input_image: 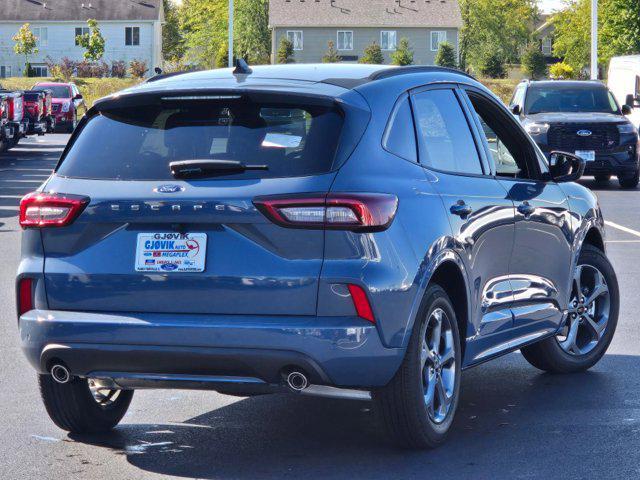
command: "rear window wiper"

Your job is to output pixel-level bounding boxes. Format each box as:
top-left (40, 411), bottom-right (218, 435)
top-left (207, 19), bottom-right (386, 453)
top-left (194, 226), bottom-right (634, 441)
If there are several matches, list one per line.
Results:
top-left (169, 160), bottom-right (269, 179)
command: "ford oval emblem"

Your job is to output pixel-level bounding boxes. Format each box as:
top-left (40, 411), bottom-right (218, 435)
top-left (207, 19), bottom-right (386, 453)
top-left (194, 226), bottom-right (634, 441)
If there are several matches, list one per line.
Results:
top-left (155, 184), bottom-right (184, 194)
top-left (160, 263), bottom-right (178, 271)
top-left (577, 130), bottom-right (592, 137)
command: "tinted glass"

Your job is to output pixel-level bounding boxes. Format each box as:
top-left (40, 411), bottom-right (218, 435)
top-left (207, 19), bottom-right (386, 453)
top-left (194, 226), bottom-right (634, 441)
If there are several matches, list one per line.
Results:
top-left (383, 96), bottom-right (417, 162)
top-left (38, 86), bottom-right (71, 98)
top-left (57, 100), bottom-right (343, 180)
top-left (525, 84), bottom-right (620, 114)
top-left (412, 89), bottom-right (482, 175)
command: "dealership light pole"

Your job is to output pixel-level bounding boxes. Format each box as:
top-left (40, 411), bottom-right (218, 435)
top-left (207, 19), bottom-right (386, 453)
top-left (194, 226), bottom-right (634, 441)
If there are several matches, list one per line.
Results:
top-left (228, 0), bottom-right (234, 68)
top-left (591, 0), bottom-right (598, 79)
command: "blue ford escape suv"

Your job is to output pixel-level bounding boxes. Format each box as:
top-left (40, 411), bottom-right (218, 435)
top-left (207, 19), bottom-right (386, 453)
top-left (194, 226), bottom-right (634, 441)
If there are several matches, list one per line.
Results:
top-left (17, 64), bottom-right (619, 449)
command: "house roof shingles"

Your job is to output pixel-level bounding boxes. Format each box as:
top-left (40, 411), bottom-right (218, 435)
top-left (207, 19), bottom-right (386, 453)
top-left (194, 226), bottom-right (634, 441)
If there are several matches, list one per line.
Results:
top-left (269, 0), bottom-right (462, 29)
top-left (0, 0), bottom-right (163, 22)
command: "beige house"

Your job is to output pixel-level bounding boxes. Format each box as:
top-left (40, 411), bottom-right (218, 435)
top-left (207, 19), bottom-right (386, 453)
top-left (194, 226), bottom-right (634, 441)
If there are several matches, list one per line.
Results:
top-left (269, 0), bottom-right (462, 65)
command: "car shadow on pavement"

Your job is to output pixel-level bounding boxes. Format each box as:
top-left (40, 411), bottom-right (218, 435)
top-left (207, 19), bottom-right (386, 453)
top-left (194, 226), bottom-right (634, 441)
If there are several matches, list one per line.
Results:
top-left (67, 353), bottom-right (640, 479)
top-left (578, 177), bottom-right (637, 192)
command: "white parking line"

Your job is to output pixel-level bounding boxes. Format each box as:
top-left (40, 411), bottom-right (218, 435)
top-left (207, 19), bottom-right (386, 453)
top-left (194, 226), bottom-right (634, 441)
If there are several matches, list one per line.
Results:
top-left (606, 240), bottom-right (640, 243)
top-left (605, 220), bottom-right (640, 238)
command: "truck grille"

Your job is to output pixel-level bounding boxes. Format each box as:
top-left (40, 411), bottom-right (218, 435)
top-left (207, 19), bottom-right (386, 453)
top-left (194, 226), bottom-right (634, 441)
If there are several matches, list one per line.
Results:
top-left (547, 124), bottom-right (620, 151)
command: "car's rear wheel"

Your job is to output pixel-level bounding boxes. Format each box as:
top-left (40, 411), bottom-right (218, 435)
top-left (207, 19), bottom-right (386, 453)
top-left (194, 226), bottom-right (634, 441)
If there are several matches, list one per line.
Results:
top-left (619, 169), bottom-right (640, 189)
top-left (521, 244), bottom-right (618, 373)
top-left (39, 374), bottom-right (133, 433)
top-left (375, 284), bottom-right (461, 449)
top-left (66, 113), bottom-right (77, 133)
top-left (594, 174), bottom-right (611, 183)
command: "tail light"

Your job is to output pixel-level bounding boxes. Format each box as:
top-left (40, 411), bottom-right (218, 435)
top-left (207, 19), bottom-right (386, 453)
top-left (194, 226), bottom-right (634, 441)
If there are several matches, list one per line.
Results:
top-left (18, 278), bottom-right (33, 316)
top-left (253, 193), bottom-right (398, 232)
top-left (347, 284), bottom-right (375, 323)
top-left (19, 192), bottom-right (89, 228)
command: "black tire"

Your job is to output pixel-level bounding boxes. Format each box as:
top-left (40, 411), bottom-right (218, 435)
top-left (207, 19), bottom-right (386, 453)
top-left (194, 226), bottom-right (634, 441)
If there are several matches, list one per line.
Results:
top-left (619, 170), bottom-right (639, 189)
top-left (374, 284), bottom-right (462, 449)
top-left (66, 113), bottom-right (77, 133)
top-left (39, 374), bottom-right (134, 433)
top-left (521, 244), bottom-right (619, 373)
top-left (594, 174), bottom-right (611, 183)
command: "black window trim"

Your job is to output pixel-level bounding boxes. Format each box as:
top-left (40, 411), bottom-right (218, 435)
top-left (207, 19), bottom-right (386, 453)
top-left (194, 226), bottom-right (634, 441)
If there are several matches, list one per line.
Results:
top-left (460, 85), bottom-right (548, 182)
top-left (381, 92), bottom-right (419, 164)
top-left (408, 83), bottom-right (492, 179)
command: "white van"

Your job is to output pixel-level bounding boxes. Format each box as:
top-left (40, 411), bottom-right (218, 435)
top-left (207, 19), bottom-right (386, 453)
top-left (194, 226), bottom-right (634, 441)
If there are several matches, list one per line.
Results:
top-left (608, 55), bottom-right (640, 129)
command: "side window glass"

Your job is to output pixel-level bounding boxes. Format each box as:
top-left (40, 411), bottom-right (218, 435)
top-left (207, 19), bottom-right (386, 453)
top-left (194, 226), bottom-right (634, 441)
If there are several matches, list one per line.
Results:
top-left (510, 85), bottom-right (525, 108)
top-left (383, 95), bottom-right (417, 162)
top-left (412, 89), bottom-right (483, 175)
top-left (467, 93), bottom-right (535, 179)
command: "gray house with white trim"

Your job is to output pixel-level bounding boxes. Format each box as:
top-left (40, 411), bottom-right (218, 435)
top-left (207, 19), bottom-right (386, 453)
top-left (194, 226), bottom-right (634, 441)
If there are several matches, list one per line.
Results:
top-left (0, 0), bottom-right (163, 78)
top-left (269, 0), bottom-right (462, 65)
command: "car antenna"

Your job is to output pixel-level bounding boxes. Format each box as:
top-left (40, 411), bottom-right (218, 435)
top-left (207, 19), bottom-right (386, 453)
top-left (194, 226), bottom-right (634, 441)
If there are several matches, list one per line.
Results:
top-left (233, 58), bottom-right (253, 75)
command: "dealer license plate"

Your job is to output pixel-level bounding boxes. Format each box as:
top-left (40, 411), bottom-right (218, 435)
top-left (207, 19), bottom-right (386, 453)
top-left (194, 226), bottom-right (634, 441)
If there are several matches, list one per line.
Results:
top-left (575, 150), bottom-right (596, 162)
top-left (135, 233), bottom-right (207, 272)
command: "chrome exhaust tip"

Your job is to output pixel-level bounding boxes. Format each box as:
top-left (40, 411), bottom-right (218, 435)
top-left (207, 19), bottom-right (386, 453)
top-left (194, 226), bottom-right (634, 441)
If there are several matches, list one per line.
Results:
top-left (286, 371), bottom-right (308, 391)
top-left (50, 364), bottom-right (71, 384)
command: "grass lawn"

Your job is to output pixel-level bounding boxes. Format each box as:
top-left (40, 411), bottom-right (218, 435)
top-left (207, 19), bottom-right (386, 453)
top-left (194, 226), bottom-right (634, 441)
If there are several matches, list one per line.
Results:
top-left (0, 77), bottom-right (141, 109)
top-left (480, 78), bottom-right (520, 104)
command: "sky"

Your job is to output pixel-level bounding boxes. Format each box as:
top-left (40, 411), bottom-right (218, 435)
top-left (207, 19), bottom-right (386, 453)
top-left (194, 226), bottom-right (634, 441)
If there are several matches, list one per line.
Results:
top-left (539, 0), bottom-right (566, 13)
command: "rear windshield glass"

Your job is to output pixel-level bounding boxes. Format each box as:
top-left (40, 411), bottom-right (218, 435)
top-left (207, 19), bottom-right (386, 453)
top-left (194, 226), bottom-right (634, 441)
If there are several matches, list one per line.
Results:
top-left (57, 99), bottom-right (344, 180)
top-left (38, 86), bottom-right (71, 98)
top-left (525, 84), bottom-right (619, 114)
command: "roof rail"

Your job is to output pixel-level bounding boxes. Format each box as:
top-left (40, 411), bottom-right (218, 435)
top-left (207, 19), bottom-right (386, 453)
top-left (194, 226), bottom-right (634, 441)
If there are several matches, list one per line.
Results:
top-left (369, 65), bottom-right (477, 82)
top-left (146, 70), bottom-right (192, 83)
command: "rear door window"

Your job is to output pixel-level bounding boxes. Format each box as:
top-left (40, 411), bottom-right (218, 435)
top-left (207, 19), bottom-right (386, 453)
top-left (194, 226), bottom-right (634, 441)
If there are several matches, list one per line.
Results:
top-left (383, 95), bottom-right (417, 162)
top-left (411, 89), bottom-right (483, 175)
top-left (56, 99), bottom-right (344, 180)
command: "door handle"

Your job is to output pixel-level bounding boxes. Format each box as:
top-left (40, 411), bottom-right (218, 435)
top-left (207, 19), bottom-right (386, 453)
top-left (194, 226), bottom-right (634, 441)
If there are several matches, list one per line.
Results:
top-left (450, 201), bottom-right (473, 218)
top-left (517, 202), bottom-right (535, 217)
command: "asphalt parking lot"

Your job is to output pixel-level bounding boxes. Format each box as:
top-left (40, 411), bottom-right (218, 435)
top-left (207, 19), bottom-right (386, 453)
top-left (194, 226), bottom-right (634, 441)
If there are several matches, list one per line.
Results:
top-left (2, 134), bottom-right (640, 479)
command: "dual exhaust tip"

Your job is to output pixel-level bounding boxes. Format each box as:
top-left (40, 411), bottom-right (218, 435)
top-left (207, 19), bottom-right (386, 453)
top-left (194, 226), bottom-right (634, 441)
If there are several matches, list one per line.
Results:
top-left (50, 364), bottom-right (71, 384)
top-left (286, 371), bottom-right (309, 391)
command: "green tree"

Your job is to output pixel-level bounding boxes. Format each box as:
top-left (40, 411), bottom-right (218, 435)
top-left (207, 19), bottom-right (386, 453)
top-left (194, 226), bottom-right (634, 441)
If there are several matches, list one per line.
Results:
top-left (277, 37), bottom-right (295, 64)
top-left (549, 61), bottom-right (575, 79)
top-left (76, 19), bottom-right (105, 62)
top-left (521, 43), bottom-right (547, 79)
top-left (215, 41), bottom-right (229, 68)
top-left (234, 0), bottom-right (270, 64)
top-left (391, 38), bottom-right (414, 66)
top-left (13, 23), bottom-right (38, 77)
top-left (480, 52), bottom-right (507, 78)
top-left (459, 0), bottom-right (538, 74)
top-left (434, 41), bottom-right (457, 68)
top-left (553, 0), bottom-right (640, 73)
top-left (180, 0), bottom-right (228, 69)
top-left (162, 0), bottom-right (185, 62)
top-left (322, 41), bottom-right (342, 63)
top-left (359, 41), bottom-right (384, 64)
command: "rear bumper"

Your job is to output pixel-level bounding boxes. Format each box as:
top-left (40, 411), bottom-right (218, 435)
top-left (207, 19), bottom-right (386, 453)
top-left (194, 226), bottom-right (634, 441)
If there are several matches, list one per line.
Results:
top-left (19, 310), bottom-right (404, 389)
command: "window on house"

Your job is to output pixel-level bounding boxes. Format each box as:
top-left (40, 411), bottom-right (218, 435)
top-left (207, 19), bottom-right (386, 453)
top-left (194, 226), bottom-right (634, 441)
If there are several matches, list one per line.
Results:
top-left (125, 27), bottom-right (140, 46)
top-left (31, 65), bottom-right (48, 77)
top-left (430, 31), bottom-right (446, 51)
top-left (33, 27), bottom-right (48, 47)
top-left (286, 31), bottom-right (303, 50)
top-left (0, 66), bottom-right (11, 78)
top-left (337, 31), bottom-right (353, 51)
top-left (75, 27), bottom-right (90, 46)
top-left (381, 31), bottom-right (397, 51)
top-left (541, 37), bottom-right (553, 55)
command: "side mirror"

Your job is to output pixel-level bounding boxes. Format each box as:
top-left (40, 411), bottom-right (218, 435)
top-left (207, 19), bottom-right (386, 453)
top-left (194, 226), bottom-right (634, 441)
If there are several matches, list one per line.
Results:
top-left (510, 104), bottom-right (521, 115)
top-left (622, 104), bottom-right (633, 115)
top-left (74, 94), bottom-right (83, 100)
top-left (549, 151), bottom-right (585, 183)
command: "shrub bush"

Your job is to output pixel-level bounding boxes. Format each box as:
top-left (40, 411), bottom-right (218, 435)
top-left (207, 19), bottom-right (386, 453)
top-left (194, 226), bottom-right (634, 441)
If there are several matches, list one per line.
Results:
top-left (391, 38), bottom-right (414, 66)
top-left (434, 41), bottom-right (457, 68)
top-left (359, 41), bottom-right (384, 64)
top-left (111, 60), bottom-right (126, 78)
top-left (480, 53), bottom-right (507, 79)
top-left (129, 59), bottom-right (148, 78)
top-left (277, 37), bottom-right (294, 64)
top-left (521, 44), bottom-right (547, 79)
top-left (549, 61), bottom-right (575, 79)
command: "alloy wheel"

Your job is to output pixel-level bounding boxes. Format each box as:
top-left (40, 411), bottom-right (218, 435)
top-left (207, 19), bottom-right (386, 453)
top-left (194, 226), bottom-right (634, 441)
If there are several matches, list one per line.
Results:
top-left (421, 308), bottom-right (456, 424)
top-left (557, 264), bottom-right (610, 356)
